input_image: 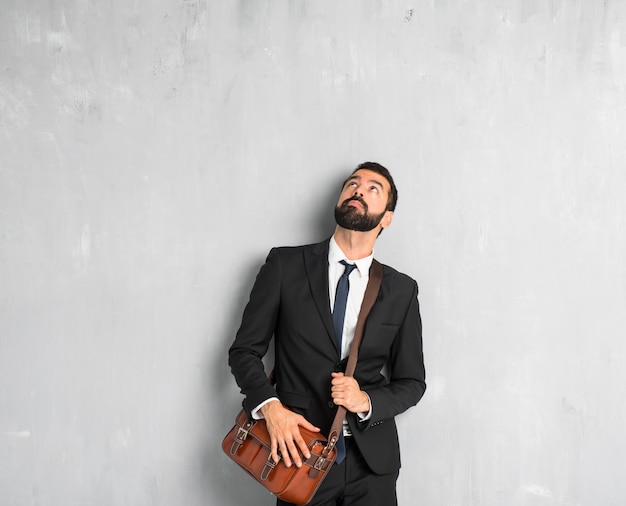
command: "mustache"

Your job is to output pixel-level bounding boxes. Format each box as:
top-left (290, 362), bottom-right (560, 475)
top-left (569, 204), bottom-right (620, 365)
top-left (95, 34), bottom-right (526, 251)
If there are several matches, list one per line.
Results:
top-left (341, 195), bottom-right (368, 211)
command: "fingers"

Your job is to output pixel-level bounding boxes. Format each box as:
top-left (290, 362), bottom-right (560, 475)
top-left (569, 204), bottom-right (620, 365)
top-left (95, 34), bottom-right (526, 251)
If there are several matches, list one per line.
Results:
top-left (291, 429), bottom-right (310, 464)
top-left (281, 415), bottom-right (321, 466)
top-left (277, 435), bottom-right (299, 468)
top-left (270, 426), bottom-right (300, 468)
top-left (299, 418), bottom-right (321, 433)
top-left (270, 435), bottom-right (280, 465)
top-left (331, 374), bottom-right (363, 412)
top-left (263, 404), bottom-right (319, 468)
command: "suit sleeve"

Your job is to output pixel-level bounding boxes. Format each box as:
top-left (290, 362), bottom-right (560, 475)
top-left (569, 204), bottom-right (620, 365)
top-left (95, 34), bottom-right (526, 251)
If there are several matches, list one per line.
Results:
top-left (228, 248), bottom-right (281, 415)
top-left (362, 279), bottom-right (426, 428)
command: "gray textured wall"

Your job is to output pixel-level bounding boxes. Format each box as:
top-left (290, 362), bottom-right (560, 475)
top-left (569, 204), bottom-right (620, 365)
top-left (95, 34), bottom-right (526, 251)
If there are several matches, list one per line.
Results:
top-left (2, 1), bottom-right (625, 505)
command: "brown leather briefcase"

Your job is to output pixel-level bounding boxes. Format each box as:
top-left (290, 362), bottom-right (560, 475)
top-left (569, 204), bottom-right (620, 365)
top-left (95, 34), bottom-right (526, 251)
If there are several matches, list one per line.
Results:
top-left (222, 409), bottom-right (337, 505)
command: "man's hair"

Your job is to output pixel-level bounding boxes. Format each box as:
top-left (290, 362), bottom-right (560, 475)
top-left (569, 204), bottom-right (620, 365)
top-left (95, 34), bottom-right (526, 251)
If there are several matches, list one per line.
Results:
top-left (351, 161), bottom-right (398, 212)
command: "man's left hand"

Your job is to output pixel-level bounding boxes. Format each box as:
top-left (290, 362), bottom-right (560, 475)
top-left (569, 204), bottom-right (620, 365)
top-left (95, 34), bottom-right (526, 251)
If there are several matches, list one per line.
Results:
top-left (330, 372), bottom-right (370, 413)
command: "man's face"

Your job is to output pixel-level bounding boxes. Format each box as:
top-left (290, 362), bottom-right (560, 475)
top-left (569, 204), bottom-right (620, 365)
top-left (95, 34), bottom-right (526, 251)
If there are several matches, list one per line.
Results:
top-left (334, 169), bottom-right (394, 232)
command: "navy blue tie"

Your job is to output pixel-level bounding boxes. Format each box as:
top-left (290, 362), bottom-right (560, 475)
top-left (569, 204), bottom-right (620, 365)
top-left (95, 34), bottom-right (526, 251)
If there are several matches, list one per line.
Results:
top-left (333, 260), bottom-right (357, 353)
top-left (332, 260), bottom-right (356, 464)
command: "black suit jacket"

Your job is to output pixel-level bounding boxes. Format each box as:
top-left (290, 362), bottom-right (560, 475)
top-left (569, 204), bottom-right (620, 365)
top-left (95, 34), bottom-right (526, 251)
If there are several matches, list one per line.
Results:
top-left (228, 239), bottom-right (426, 475)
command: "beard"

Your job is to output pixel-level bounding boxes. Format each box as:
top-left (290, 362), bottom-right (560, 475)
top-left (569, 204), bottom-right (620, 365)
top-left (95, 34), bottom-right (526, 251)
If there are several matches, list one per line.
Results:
top-left (334, 197), bottom-right (386, 232)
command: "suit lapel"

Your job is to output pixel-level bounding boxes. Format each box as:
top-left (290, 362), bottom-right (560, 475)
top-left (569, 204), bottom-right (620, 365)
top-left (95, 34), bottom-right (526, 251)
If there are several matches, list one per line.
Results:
top-left (303, 240), bottom-right (335, 345)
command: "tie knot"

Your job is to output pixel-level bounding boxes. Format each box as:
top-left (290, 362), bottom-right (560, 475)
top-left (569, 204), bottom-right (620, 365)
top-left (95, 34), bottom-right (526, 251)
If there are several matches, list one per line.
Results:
top-left (340, 260), bottom-right (357, 277)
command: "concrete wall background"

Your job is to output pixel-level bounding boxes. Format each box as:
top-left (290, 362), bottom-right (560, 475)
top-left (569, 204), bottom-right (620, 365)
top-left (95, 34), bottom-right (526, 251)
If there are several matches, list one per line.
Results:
top-left (2, 1), bottom-right (625, 505)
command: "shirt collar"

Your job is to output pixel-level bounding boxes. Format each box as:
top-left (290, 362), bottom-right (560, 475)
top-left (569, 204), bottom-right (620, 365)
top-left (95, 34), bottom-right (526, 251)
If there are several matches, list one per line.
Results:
top-left (328, 236), bottom-right (374, 276)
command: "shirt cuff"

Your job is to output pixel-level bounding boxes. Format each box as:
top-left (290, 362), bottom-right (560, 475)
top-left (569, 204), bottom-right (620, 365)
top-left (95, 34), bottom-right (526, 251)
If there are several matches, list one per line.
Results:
top-left (251, 397), bottom-right (280, 420)
top-left (356, 392), bottom-right (372, 421)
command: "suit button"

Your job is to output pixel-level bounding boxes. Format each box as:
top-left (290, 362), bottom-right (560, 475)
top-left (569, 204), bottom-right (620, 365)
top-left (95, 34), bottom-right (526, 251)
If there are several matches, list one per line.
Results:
top-left (328, 401), bottom-right (335, 408)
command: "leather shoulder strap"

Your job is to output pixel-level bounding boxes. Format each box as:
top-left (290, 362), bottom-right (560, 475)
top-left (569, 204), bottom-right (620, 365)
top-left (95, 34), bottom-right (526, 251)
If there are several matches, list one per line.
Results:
top-left (343, 259), bottom-right (383, 377)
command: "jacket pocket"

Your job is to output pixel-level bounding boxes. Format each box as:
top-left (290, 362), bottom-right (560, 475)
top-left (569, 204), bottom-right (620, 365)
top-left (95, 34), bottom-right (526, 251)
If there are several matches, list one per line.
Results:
top-left (277, 390), bottom-right (311, 410)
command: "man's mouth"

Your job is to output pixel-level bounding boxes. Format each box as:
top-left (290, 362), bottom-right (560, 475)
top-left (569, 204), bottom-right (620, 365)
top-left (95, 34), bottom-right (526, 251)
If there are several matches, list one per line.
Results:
top-left (343, 197), bottom-right (366, 211)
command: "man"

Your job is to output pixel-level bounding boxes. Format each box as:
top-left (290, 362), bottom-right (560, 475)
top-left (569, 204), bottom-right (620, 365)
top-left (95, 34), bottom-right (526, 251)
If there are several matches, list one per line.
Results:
top-left (228, 162), bottom-right (426, 505)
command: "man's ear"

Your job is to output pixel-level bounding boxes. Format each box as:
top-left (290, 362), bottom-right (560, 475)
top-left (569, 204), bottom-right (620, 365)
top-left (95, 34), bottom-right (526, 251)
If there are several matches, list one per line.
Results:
top-left (380, 211), bottom-right (394, 229)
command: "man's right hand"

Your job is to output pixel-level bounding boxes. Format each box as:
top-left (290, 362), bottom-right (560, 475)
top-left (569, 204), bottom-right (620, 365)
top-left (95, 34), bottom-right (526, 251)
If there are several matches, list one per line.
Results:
top-left (260, 400), bottom-right (320, 468)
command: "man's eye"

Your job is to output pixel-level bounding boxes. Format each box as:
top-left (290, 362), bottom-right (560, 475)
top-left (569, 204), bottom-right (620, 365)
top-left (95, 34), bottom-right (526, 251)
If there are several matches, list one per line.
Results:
top-left (370, 186), bottom-right (379, 193)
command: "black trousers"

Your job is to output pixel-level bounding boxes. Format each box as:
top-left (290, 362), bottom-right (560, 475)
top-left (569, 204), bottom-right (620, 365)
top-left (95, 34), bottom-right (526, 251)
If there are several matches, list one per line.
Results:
top-left (277, 438), bottom-right (399, 506)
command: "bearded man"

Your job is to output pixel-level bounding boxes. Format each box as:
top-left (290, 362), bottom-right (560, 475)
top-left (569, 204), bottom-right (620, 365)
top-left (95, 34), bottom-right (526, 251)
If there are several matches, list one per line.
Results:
top-left (228, 162), bottom-right (426, 506)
